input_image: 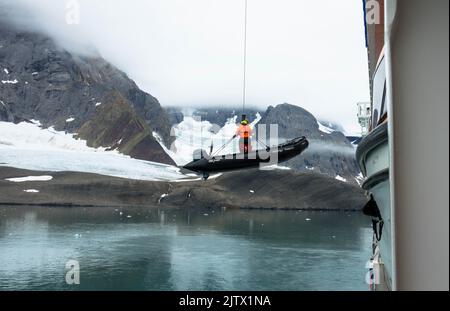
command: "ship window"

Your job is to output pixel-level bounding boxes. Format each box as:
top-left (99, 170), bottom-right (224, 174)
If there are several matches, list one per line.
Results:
top-left (372, 57), bottom-right (386, 126)
top-left (379, 81), bottom-right (387, 122)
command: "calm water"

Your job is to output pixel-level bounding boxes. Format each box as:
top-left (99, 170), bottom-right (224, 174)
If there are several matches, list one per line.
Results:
top-left (0, 206), bottom-right (372, 291)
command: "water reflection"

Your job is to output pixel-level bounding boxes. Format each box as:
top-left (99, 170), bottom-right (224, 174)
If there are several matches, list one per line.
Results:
top-left (0, 206), bottom-right (372, 290)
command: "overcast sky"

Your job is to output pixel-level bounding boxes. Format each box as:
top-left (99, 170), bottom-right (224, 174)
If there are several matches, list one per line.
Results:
top-left (2, 0), bottom-right (370, 134)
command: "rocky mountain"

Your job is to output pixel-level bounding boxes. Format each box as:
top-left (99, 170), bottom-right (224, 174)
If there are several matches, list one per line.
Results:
top-left (0, 21), bottom-right (360, 180)
top-left (258, 104), bottom-right (361, 182)
top-left (0, 21), bottom-right (174, 165)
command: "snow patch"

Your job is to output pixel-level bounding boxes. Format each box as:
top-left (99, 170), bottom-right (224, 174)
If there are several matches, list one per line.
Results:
top-left (66, 117), bottom-right (75, 123)
top-left (335, 175), bottom-right (347, 182)
top-left (1, 79), bottom-right (18, 84)
top-left (95, 102), bottom-right (102, 107)
top-left (3, 68), bottom-right (9, 74)
top-left (249, 190), bottom-right (255, 194)
top-left (317, 121), bottom-right (334, 134)
top-left (152, 131), bottom-right (182, 165)
top-left (6, 175), bottom-right (53, 182)
top-left (170, 173), bottom-right (222, 182)
top-left (23, 189), bottom-right (40, 193)
top-left (30, 119), bottom-right (42, 126)
top-left (158, 193), bottom-right (168, 203)
top-left (354, 172), bottom-right (364, 186)
top-left (0, 121), bottom-right (98, 151)
top-left (260, 164), bottom-right (292, 171)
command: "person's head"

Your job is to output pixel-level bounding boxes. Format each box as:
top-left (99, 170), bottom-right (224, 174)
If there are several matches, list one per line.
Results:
top-left (241, 120), bottom-right (249, 125)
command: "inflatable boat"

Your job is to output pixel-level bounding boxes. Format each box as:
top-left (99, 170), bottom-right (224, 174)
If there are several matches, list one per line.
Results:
top-left (183, 136), bottom-right (309, 179)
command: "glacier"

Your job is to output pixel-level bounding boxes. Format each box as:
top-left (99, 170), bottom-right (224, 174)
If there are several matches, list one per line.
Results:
top-left (0, 121), bottom-right (186, 181)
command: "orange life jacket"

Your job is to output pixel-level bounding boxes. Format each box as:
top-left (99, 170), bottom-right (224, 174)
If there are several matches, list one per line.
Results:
top-left (236, 124), bottom-right (252, 138)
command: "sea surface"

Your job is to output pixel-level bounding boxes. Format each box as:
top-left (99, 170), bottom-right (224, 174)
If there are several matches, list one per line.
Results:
top-left (0, 206), bottom-right (372, 290)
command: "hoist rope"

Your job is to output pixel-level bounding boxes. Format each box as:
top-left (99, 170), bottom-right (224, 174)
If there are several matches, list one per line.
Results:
top-left (210, 0), bottom-right (249, 157)
top-left (242, 0), bottom-right (248, 115)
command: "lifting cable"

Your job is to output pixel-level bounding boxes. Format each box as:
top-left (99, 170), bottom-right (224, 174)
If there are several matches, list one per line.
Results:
top-left (242, 0), bottom-right (248, 115)
top-left (210, 0), bottom-right (250, 157)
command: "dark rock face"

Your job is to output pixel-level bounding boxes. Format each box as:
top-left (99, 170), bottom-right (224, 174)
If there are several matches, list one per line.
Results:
top-left (257, 104), bottom-right (360, 183)
top-left (0, 21), bottom-right (174, 164)
top-left (76, 91), bottom-right (175, 164)
top-left (0, 99), bottom-right (13, 122)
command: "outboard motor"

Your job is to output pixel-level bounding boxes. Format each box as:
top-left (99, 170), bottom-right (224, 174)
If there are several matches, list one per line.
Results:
top-left (193, 149), bottom-right (209, 161)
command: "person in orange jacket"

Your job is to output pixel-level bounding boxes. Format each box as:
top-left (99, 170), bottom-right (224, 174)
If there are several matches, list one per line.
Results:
top-left (235, 119), bottom-right (252, 154)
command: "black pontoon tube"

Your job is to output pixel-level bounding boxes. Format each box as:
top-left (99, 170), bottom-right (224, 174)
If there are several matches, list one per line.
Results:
top-left (183, 136), bottom-right (309, 174)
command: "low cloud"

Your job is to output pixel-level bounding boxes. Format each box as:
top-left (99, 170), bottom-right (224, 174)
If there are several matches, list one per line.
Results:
top-left (0, 0), bottom-right (369, 135)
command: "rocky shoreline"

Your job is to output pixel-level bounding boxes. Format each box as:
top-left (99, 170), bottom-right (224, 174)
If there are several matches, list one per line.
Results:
top-left (0, 166), bottom-right (367, 211)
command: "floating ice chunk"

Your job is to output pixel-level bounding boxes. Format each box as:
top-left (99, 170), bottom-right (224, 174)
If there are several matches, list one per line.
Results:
top-left (249, 190), bottom-right (255, 193)
top-left (305, 218), bottom-right (311, 221)
top-left (6, 175), bottom-right (53, 182)
top-left (158, 193), bottom-right (168, 203)
top-left (260, 164), bottom-right (291, 171)
top-left (95, 102), bottom-right (102, 107)
top-left (126, 215), bottom-right (132, 218)
top-left (23, 189), bottom-right (39, 193)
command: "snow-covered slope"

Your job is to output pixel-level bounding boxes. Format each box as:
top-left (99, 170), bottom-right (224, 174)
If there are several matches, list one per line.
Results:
top-left (0, 121), bottom-right (185, 181)
top-left (317, 121), bottom-right (335, 134)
